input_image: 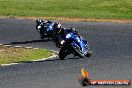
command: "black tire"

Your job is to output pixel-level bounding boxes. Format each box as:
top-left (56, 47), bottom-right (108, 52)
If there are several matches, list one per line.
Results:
top-left (71, 45), bottom-right (85, 58)
top-left (40, 34), bottom-right (44, 39)
top-left (59, 47), bottom-right (68, 60)
top-left (39, 29), bottom-right (46, 39)
top-left (40, 34), bottom-right (45, 39)
top-left (86, 50), bottom-right (92, 57)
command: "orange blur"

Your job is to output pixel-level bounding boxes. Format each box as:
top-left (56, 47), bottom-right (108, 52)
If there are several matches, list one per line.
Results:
top-left (81, 67), bottom-right (89, 78)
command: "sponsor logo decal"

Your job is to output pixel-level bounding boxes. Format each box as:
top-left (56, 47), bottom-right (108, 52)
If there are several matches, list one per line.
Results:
top-left (79, 67), bottom-right (131, 86)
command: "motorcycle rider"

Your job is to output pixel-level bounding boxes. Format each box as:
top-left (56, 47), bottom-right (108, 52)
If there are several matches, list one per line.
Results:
top-left (52, 23), bottom-right (79, 47)
top-left (36, 19), bottom-right (54, 39)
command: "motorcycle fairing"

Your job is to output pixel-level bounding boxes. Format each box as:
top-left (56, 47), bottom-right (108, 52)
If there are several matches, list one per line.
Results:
top-left (66, 32), bottom-right (88, 55)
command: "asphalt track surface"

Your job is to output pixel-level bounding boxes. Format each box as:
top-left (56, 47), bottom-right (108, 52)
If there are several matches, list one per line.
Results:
top-left (0, 18), bottom-right (132, 88)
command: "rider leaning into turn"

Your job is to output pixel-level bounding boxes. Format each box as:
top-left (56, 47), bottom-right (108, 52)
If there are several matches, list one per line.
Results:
top-left (39, 20), bottom-right (54, 32)
top-left (36, 19), bottom-right (55, 39)
top-left (52, 23), bottom-right (79, 47)
top-left (36, 19), bottom-right (83, 46)
top-left (36, 19), bottom-right (78, 36)
top-left (52, 23), bottom-right (88, 48)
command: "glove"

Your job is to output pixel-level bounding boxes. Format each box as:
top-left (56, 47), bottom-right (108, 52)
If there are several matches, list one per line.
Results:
top-left (69, 28), bottom-right (78, 34)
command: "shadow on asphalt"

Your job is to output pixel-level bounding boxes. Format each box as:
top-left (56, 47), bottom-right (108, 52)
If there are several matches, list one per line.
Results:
top-left (5, 39), bottom-right (52, 45)
top-left (17, 59), bottom-right (62, 64)
top-left (15, 57), bottom-right (80, 64)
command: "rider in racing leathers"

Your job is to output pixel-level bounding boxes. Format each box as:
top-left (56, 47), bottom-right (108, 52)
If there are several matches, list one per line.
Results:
top-left (36, 19), bottom-right (54, 39)
top-left (52, 23), bottom-right (79, 47)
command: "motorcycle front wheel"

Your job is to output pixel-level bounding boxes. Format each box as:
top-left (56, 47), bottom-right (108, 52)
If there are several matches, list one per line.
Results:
top-left (59, 47), bottom-right (69, 60)
top-left (71, 45), bottom-right (85, 58)
top-left (85, 51), bottom-right (92, 57)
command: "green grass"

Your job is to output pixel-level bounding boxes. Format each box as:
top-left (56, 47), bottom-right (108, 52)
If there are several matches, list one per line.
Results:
top-left (0, 46), bottom-right (52, 64)
top-left (0, 0), bottom-right (132, 19)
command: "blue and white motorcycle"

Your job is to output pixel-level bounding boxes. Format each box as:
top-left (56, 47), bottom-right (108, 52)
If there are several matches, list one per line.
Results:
top-left (36, 19), bottom-right (54, 39)
top-left (58, 32), bottom-right (92, 59)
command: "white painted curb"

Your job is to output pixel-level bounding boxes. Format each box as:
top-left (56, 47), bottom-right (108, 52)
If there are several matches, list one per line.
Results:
top-left (1, 63), bottom-right (19, 66)
top-left (0, 44), bottom-right (58, 66)
top-left (32, 53), bottom-right (58, 61)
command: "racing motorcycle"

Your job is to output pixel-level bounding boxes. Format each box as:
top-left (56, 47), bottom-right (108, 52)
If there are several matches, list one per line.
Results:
top-left (58, 31), bottom-right (92, 60)
top-left (36, 19), bottom-right (54, 39)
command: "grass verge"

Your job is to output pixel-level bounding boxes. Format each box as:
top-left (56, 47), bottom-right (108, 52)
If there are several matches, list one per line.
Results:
top-left (0, 45), bottom-right (52, 64)
top-left (0, 0), bottom-right (132, 20)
